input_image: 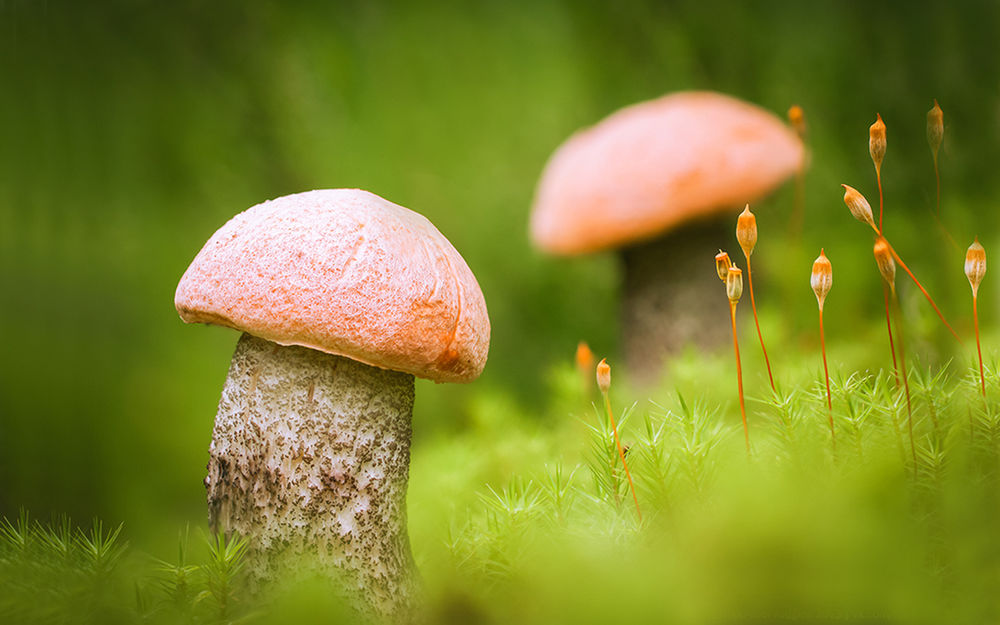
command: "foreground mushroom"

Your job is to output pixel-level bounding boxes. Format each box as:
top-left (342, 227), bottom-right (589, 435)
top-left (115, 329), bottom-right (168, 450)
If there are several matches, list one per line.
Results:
top-left (175, 189), bottom-right (490, 621)
top-left (530, 91), bottom-right (803, 378)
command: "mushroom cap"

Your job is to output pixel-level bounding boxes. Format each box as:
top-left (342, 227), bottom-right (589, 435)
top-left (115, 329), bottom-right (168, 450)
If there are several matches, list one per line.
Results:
top-left (175, 189), bottom-right (490, 383)
top-left (530, 91), bottom-right (805, 255)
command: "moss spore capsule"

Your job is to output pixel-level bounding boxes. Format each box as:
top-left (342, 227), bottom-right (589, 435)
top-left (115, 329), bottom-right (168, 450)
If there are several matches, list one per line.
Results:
top-left (841, 184), bottom-right (877, 231)
top-left (927, 100), bottom-right (944, 157)
top-left (788, 105), bottom-right (806, 139)
top-left (966, 238), bottom-right (988, 399)
top-left (874, 237), bottom-right (896, 290)
top-left (737, 204), bottom-right (758, 259)
top-left (811, 249), bottom-right (833, 309)
top-left (596, 358), bottom-right (611, 394)
top-left (726, 266), bottom-right (743, 303)
top-left (869, 113), bottom-right (887, 172)
top-left (715, 250), bottom-right (732, 282)
top-left (966, 238), bottom-right (987, 298)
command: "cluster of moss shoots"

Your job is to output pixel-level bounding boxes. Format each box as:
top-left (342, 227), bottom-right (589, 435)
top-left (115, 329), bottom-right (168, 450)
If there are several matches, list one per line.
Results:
top-left (712, 103), bottom-right (988, 465)
top-left (575, 101), bottom-right (992, 524)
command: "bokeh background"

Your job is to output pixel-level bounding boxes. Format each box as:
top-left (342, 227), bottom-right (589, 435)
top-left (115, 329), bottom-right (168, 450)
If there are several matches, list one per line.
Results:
top-left (3, 0), bottom-right (1000, 554)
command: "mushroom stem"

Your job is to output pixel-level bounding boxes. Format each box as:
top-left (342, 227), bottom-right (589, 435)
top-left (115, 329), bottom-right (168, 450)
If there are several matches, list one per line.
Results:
top-left (206, 333), bottom-right (418, 622)
top-left (620, 218), bottom-right (732, 379)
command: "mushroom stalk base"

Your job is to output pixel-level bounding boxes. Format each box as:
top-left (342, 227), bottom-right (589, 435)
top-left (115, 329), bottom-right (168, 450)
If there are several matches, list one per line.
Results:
top-left (620, 218), bottom-right (733, 382)
top-left (206, 333), bottom-right (417, 622)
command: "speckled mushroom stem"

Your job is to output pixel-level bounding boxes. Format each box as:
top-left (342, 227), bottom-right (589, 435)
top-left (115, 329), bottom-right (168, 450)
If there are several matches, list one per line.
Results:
top-left (206, 333), bottom-right (418, 623)
top-left (620, 218), bottom-right (732, 380)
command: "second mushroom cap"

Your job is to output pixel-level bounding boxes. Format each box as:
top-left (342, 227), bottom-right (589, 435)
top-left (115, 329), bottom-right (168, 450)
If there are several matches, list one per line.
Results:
top-left (530, 91), bottom-right (804, 255)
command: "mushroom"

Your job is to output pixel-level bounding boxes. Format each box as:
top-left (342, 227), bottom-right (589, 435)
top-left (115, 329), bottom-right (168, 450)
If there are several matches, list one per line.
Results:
top-left (530, 91), bottom-right (803, 379)
top-left (174, 189), bottom-right (490, 621)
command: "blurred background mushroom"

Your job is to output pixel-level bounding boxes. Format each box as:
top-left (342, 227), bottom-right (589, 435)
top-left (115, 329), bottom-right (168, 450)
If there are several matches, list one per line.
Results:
top-left (530, 91), bottom-right (804, 380)
top-left (174, 189), bottom-right (490, 621)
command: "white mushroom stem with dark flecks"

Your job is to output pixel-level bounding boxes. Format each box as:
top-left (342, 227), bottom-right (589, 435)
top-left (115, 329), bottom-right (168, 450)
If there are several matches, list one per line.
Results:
top-left (208, 333), bottom-right (417, 621)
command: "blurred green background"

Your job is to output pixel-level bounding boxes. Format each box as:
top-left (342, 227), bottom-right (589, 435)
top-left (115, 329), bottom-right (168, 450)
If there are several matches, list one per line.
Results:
top-left (2, 0), bottom-right (1000, 553)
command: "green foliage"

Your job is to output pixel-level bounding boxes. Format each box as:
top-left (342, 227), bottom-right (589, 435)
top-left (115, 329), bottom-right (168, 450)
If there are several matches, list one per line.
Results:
top-left (198, 532), bottom-right (250, 622)
top-left (4, 355), bottom-right (1000, 623)
top-left (426, 356), bottom-right (1000, 624)
top-left (0, 516), bottom-right (254, 625)
top-left (0, 512), bottom-right (129, 624)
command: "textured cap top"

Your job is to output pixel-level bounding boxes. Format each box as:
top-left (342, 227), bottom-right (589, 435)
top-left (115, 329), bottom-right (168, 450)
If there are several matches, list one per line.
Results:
top-left (530, 91), bottom-right (805, 255)
top-left (175, 189), bottom-right (490, 383)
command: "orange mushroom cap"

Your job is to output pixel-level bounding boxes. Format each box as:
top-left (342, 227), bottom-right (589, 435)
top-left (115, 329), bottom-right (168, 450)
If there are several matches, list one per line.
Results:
top-left (175, 189), bottom-right (491, 383)
top-left (530, 91), bottom-right (805, 255)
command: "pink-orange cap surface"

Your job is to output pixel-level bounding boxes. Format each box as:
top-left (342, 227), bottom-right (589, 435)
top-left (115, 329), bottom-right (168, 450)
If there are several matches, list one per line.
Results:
top-left (175, 189), bottom-right (490, 383)
top-left (530, 91), bottom-right (805, 255)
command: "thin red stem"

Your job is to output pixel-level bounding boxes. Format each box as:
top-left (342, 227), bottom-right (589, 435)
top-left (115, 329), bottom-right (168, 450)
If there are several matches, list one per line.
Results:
top-left (974, 295), bottom-right (986, 400)
top-left (877, 166), bottom-right (884, 232)
top-left (745, 257), bottom-right (775, 392)
top-left (819, 307), bottom-right (835, 449)
top-left (891, 290), bottom-right (916, 465)
top-left (883, 284), bottom-right (900, 387)
top-left (730, 301), bottom-right (749, 454)
top-left (603, 392), bottom-right (642, 521)
top-left (885, 240), bottom-right (963, 343)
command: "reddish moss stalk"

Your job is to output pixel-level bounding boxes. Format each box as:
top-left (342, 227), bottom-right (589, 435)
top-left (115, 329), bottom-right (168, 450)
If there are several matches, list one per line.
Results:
top-left (841, 184), bottom-right (962, 344)
top-left (745, 258), bottom-right (775, 392)
top-left (597, 359), bottom-right (642, 521)
top-left (966, 239), bottom-right (987, 400)
top-left (892, 292), bottom-right (916, 465)
top-left (875, 239), bottom-right (915, 465)
top-left (729, 300), bottom-right (749, 454)
top-left (883, 285), bottom-right (900, 387)
top-left (724, 264), bottom-right (749, 455)
top-left (885, 241), bottom-right (963, 343)
top-left (737, 206), bottom-right (775, 392)
top-left (818, 307), bottom-right (835, 448)
top-left (974, 296), bottom-right (986, 399)
top-left (812, 250), bottom-right (835, 450)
